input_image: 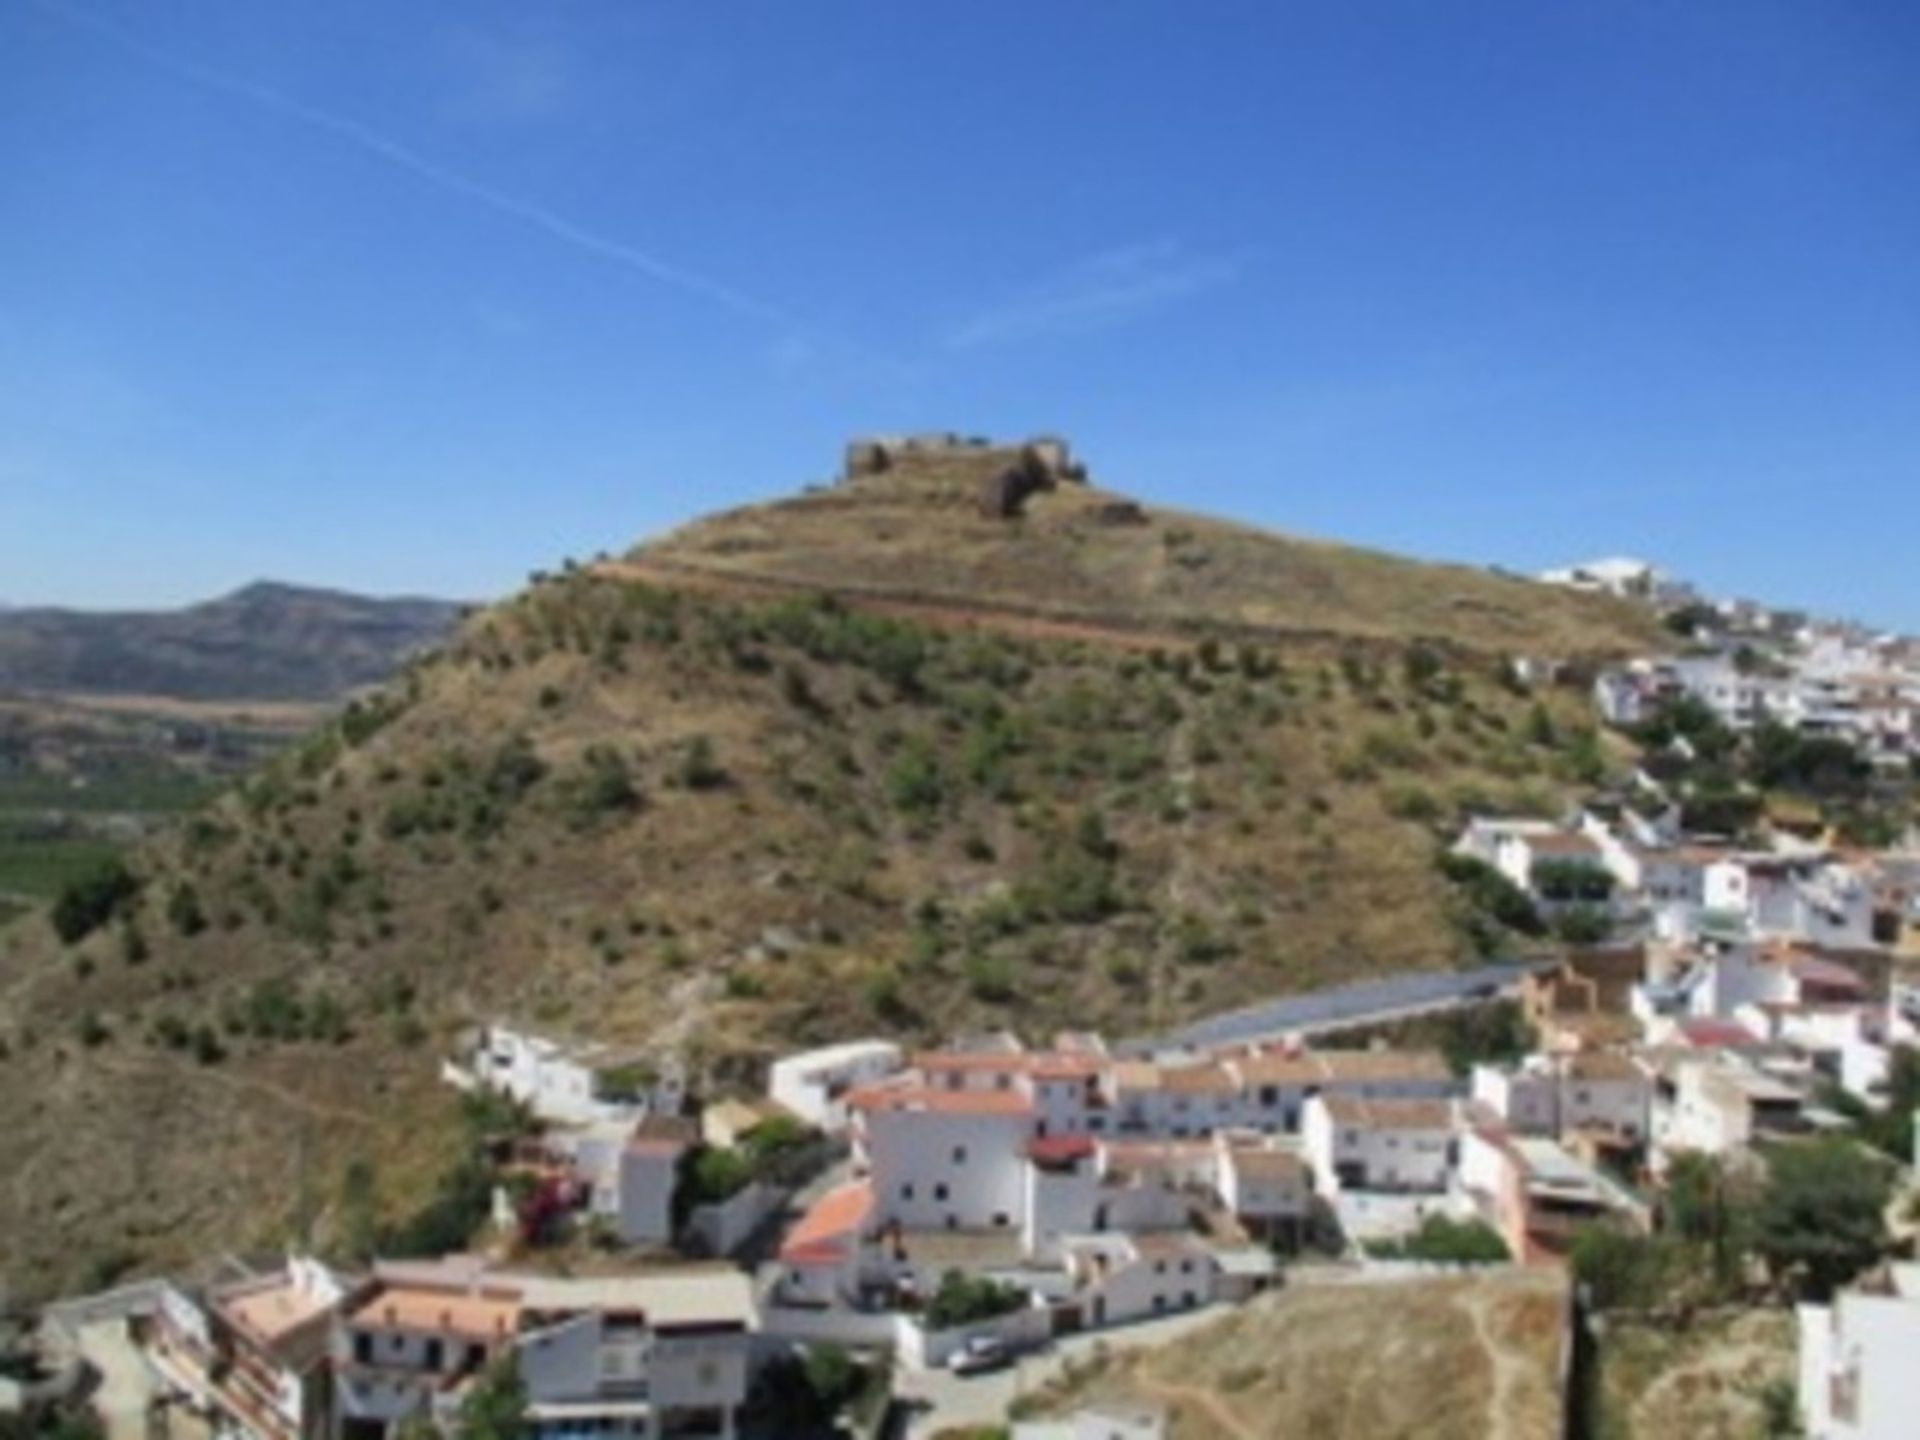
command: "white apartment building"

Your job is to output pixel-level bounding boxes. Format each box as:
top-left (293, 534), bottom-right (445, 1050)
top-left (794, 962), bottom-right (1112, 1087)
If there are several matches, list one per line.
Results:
top-left (1301, 1095), bottom-right (1456, 1197)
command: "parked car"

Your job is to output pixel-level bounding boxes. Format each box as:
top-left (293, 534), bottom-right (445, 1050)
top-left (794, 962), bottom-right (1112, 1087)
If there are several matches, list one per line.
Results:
top-left (947, 1334), bottom-right (1009, 1375)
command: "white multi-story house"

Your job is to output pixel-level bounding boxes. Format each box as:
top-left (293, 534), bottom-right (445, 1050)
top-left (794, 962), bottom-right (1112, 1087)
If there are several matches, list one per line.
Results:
top-left (766, 1039), bottom-right (904, 1133)
top-left (1653, 1054), bottom-right (1811, 1163)
top-left (332, 1257), bottom-right (755, 1440)
top-left (145, 1257), bottom-right (361, 1440)
top-left (1799, 1262), bottom-right (1920, 1440)
top-left (1213, 1137), bottom-right (1313, 1239)
top-left (851, 1078), bottom-right (1036, 1234)
top-left (1301, 1095), bottom-right (1455, 1197)
top-left (1470, 1054), bottom-right (1650, 1146)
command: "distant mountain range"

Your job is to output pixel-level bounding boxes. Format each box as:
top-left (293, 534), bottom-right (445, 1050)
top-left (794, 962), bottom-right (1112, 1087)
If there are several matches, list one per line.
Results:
top-left (0, 581), bottom-right (466, 703)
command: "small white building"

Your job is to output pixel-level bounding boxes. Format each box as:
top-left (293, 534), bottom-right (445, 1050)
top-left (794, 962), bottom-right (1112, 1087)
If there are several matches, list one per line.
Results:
top-left (1301, 1095), bottom-right (1455, 1197)
top-left (455, 1024), bottom-right (684, 1128)
top-left (767, 1039), bottom-right (904, 1133)
top-left (1799, 1262), bottom-right (1920, 1440)
top-left (1059, 1233), bottom-right (1219, 1329)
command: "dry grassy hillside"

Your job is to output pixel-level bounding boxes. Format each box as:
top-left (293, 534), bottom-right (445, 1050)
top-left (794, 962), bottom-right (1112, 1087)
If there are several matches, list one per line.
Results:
top-left (1021, 1268), bottom-right (1571, 1440)
top-left (0, 445), bottom-right (1655, 1299)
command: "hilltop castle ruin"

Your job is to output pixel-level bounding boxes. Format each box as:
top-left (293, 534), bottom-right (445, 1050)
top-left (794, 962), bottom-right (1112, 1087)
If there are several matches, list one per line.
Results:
top-left (840, 432), bottom-right (1088, 518)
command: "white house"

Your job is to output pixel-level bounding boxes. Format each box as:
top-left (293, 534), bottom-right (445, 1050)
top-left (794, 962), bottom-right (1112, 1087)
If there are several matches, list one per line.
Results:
top-left (144, 1257), bottom-right (360, 1440)
top-left (1799, 1263), bottom-right (1920, 1440)
top-left (1471, 1054), bottom-right (1650, 1145)
top-left (851, 1080), bottom-right (1036, 1234)
top-left (1213, 1137), bottom-right (1313, 1239)
top-left (767, 1039), bottom-right (904, 1133)
top-left (332, 1257), bottom-right (755, 1440)
top-left (772, 1180), bottom-right (880, 1309)
top-left (1702, 858), bottom-right (1876, 949)
top-left (1655, 1055), bottom-right (1811, 1162)
top-left (1058, 1233), bottom-right (1219, 1330)
top-left (454, 1025), bottom-right (684, 1128)
top-left (1301, 1095), bottom-right (1455, 1197)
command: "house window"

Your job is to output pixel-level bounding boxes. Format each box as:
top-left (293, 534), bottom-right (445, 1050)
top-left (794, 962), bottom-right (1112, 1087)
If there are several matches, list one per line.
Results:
top-left (934, 1183), bottom-right (949, 1202)
top-left (994, 1212), bottom-right (1010, 1228)
top-left (353, 1333), bottom-right (372, 1365)
top-left (952, 1146), bottom-right (968, 1165)
top-left (1179, 1260), bottom-right (1193, 1274)
top-left (467, 1344), bottom-right (485, 1370)
top-left (902, 1184), bottom-right (915, 1201)
top-left (424, 1339), bottom-right (443, 1371)
top-left (697, 1361), bottom-right (718, 1388)
top-left (1154, 1261), bottom-right (1167, 1275)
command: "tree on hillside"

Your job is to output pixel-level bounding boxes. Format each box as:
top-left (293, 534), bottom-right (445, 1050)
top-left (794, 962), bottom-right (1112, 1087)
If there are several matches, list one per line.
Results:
top-left (50, 858), bottom-right (140, 944)
top-left (1752, 1139), bottom-right (1891, 1301)
top-left (1569, 1225), bottom-right (1678, 1312)
top-left (1663, 1151), bottom-right (1753, 1294)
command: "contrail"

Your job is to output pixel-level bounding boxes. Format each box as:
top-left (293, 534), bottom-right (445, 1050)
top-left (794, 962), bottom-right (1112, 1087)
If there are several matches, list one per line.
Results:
top-left (25, 0), bottom-right (794, 327)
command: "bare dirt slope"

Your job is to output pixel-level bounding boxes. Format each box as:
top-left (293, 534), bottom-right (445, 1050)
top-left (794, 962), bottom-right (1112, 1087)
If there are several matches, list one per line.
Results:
top-left (1026, 1268), bottom-right (1571, 1440)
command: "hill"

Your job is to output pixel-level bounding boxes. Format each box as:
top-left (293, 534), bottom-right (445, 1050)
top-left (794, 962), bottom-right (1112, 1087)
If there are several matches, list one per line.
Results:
top-left (0, 437), bottom-right (1659, 1299)
top-left (0, 582), bottom-right (464, 703)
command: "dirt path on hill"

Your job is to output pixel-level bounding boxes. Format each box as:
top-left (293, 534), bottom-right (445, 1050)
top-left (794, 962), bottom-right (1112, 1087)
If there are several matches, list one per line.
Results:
top-left (1459, 1282), bottom-right (1534, 1440)
top-left (591, 558), bottom-right (1195, 653)
top-left (1153, 713), bottom-right (1200, 1030)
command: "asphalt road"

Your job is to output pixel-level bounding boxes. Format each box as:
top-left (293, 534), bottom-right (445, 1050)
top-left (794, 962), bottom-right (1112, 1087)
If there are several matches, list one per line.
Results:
top-left (1131, 957), bottom-right (1556, 1055)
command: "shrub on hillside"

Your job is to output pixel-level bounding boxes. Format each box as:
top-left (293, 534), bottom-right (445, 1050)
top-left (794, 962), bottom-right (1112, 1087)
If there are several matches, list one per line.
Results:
top-left (50, 858), bottom-right (140, 945)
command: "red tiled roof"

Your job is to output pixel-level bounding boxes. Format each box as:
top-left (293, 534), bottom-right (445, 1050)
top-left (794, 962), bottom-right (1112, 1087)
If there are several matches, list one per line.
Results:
top-left (1677, 1018), bottom-right (1759, 1049)
top-left (1790, 956), bottom-right (1869, 995)
top-left (847, 1085), bottom-right (1034, 1117)
top-left (778, 1181), bottom-right (874, 1266)
top-left (1027, 1135), bottom-right (1097, 1166)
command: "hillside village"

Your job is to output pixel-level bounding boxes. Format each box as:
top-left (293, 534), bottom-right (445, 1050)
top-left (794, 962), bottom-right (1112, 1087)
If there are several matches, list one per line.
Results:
top-left (7, 445), bottom-right (1920, 1440)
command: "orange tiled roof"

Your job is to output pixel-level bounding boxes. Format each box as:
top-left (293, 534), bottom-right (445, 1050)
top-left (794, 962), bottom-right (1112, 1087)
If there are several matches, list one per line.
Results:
top-left (349, 1284), bottom-right (519, 1342)
top-left (778, 1180), bottom-right (874, 1266)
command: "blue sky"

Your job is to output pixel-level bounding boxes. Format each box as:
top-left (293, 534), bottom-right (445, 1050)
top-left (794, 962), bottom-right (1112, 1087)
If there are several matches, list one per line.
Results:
top-left (4, 2), bottom-right (1917, 626)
